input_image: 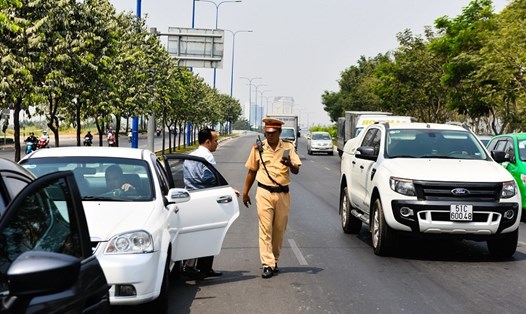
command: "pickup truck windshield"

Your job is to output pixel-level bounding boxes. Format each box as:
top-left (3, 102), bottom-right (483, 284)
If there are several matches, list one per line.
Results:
top-left (386, 129), bottom-right (488, 160)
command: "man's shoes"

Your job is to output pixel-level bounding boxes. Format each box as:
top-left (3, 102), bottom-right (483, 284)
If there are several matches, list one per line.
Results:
top-left (182, 266), bottom-right (201, 277)
top-left (262, 266), bottom-right (273, 279)
top-left (203, 269), bottom-right (223, 278)
top-left (273, 264), bottom-right (279, 273)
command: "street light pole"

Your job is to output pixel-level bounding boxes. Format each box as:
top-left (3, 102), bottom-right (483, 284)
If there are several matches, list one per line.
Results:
top-left (240, 77), bottom-right (261, 129)
top-left (253, 83), bottom-right (267, 129)
top-left (258, 90), bottom-right (271, 126)
top-left (196, 0), bottom-right (241, 88)
top-left (264, 96), bottom-right (275, 117)
top-left (131, 0), bottom-right (143, 148)
top-left (226, 30), bottom-right (252, 97)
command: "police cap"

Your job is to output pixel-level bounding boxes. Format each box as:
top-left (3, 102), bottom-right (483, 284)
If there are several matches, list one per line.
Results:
top-left (262, 117), bottom-right (284, 132)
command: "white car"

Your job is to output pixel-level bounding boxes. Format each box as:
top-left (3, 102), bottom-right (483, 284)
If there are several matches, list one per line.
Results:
top-left (307, 131), bottom-right (334, 155)
top-left (339, 122), bottom-right (521, 257)
top-left (20, 147), bottom-right (239, 311)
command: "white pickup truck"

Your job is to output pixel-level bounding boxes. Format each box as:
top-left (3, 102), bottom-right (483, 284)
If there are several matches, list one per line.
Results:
top-left (339, 122), bottom-right (521, 257)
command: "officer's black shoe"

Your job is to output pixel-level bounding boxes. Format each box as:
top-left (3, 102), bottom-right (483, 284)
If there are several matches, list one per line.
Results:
top-left (273, 264), bottom-right (279, 273)
top-left (262, 266), bottom-right (273, 279)
top-left (203, 269), bottom-right (223, 278)
top-left (182, 266), bottom-right (201, 277)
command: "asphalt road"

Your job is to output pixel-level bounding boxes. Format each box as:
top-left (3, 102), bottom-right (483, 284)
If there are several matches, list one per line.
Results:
top-left (164, 132), bottom-right (526, 314)
top-left (5, 132), bottom-right (526, 313)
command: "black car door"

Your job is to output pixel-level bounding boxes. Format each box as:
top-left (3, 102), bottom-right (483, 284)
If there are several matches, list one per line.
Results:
top-left (0, 171), bottom-right (109, 314)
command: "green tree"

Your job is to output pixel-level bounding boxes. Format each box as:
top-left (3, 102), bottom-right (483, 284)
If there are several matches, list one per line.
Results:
top-left (375, 28), bottom-right (451, 122)
top-left (475, 0), bottom-right (526, 133)
top-left (429, 0), bottom-right (500, 123)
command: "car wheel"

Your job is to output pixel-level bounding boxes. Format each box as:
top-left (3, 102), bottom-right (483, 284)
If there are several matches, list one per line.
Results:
top-left (340, 186), bottom-right (361, 234)
top-left (329, 151), bottom-right (334, 156)
top-left (487, 230), bottom-right (518, 258)
top-left (149, 256), bottom-right (170, 313)
top-left (371, 197), bottom-right (398, 256)
top-left (307, 147), bottom-right (312, 155)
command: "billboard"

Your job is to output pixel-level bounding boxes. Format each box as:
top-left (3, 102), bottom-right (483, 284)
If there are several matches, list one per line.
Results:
top-left (166, 27), bottom-right (224, 69)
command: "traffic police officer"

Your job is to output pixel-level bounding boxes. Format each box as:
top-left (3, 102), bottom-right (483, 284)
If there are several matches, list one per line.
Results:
top-left (242, 117), bottom-right (301, 278)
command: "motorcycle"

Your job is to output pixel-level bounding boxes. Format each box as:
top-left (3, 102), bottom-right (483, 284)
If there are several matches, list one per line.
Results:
top-left (25, 141), bottom-right (36, 154)
top-left (84, 137), bottom-right (93, 146)
top-left (156, 127), bottom-right (161, 136)
top-left (37, 138), bottom-right (48, 149)
top-left (108, 134), bottom-right (115, 147)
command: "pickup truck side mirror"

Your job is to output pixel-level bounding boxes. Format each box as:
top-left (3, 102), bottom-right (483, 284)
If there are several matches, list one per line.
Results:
top-left (491, 150), bottom-right (509, 163)
top-left (356, 146), bottom-right (377, 161)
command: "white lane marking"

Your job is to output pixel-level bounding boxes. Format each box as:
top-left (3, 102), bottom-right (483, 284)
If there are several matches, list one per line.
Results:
top-left (325, 167), bottom-right (331, 171)
top-left (288, 239), bottom-right (308, 265)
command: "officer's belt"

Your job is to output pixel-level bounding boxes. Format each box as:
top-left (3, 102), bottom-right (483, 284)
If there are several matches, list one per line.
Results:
top-left (257, 182), bottom-right (289, 193)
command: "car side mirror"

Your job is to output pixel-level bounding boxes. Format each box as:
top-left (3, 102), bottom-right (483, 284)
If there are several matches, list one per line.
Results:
top-left (167, 188), bottom-right (191, 204)
top-left (491, 150), bottom-right (509, 163)
top-left (7, 251), bottom-right (80, 297)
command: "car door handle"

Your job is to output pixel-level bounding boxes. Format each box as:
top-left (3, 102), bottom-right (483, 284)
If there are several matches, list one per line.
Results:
top-left (217, 195), bottom-right (233, 204)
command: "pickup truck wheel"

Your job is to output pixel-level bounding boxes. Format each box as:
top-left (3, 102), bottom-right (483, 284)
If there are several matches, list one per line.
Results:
top-left (487, 230), bottom-right (518, 258)
top-left (371, 198), bottom-right (398, 256)
top-left (341, 186), bottom-right (361, 234)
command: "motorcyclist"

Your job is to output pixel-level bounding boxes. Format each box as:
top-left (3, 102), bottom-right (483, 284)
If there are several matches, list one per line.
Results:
top-left (25, 132), bottom-right (38, 144)
top-left (107, 130), bottom-right (115, 147)
top-left (24, 132), bottom-right (38, 153)
top-left (39, 131), bottom-right (50, 148)
top-left (84, 131), bottom-right (93, 146)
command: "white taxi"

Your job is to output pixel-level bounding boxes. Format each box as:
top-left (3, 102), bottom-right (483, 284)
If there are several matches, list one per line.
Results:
top-left (20, 147), bottom-right (239, 312)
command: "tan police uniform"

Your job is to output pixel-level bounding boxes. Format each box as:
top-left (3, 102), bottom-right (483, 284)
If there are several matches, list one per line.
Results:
top-left (244, 121), bottom-right (302, 269)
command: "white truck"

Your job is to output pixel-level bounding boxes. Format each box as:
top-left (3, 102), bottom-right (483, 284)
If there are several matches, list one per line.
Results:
top-left (267, 114), bottom-right (299, 149)
top-left (339, 122), bottom-right (521, 257)
top-left (337, 111), bottom-right (400, 157)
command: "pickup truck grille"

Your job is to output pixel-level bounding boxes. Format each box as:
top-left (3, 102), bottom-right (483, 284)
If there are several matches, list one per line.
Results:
top-left (413, 181), bottom-right (501, 202)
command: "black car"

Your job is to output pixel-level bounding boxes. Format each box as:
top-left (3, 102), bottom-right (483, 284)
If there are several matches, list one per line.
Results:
top-left (0, 158), bottom-right (109, 313)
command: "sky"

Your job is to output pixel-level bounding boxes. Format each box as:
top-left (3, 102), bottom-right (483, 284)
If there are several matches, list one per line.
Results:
top-left (110, 0), bottom-right (510, 127)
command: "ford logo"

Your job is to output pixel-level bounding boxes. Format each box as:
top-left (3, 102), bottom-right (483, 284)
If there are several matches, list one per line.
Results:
top-left (451, 188), bottom-right (470, 196)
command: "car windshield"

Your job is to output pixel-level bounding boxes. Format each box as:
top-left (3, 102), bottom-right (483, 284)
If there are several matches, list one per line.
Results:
top-left (312, 133), bottom-right (331, 140)
top-left (386, 129), bottom-right (488, 160)
top-left (281, 128), bottom-right (295, 139)
top-left (519, 139), bottom-right (526, 161)
top-left (21, 157), bottom-right (153, 201)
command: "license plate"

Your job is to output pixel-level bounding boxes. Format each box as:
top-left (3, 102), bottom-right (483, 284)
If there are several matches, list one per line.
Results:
top-left (450, 204), bottom-right (473, 221)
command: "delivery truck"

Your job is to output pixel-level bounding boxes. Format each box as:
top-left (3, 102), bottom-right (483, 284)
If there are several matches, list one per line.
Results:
top-left (266, 114), bottom-right (300, 149)
top-left (336, 111), bottom-right (413, 157)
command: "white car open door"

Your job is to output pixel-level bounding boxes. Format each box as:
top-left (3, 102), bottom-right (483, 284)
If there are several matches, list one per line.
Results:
top-left (163, 155), bottom-right (240, 261)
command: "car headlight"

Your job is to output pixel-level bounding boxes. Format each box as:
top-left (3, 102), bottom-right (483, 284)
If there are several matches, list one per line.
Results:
top-left (389, 177), bottom-right (416, 196)
top-left (501, 180), bottom-right (517, 199)
top-left (105, 230), bottom-right (154, 254)
top-left (521, 174), bottom-right (526, 185)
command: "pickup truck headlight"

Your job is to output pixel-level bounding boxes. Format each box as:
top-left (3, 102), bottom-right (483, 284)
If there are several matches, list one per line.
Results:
top-left (390, 177), bottom-right (416, 196)
top-left (105, 230), bottom-right (154, 254)
top-left (501, 180), bottom-right (517, 199)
